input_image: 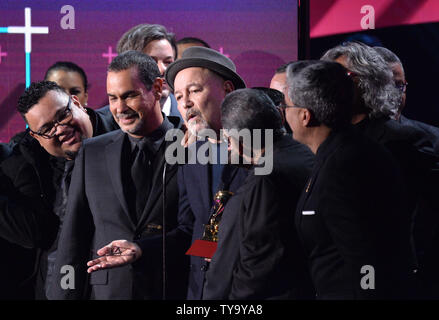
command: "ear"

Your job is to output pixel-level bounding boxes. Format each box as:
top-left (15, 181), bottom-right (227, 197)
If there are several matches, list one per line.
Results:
top-left (223, 80), bottom-right (234, 94)
top-left (302, 108), bottom-right (313, 127)
top-left (28, 130), bottom-right (43, 146)
top-left (152, 77), bottom-right (163, 101)
top-left (71, 95), bottom-right (87, 113)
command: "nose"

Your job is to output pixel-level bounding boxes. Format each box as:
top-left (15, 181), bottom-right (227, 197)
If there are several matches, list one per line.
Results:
top-left (157, 61), bottom-right (166, 76)
top-left (54, 121), bottom-right (71, 137)
top-left (181, 94), bottom-right (194, 110)
top-left (112, 98), bottom-right (129, 115)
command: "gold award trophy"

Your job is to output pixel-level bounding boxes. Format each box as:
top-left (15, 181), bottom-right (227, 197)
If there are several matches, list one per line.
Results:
top-left (186, 190), bottom-right (234, 258)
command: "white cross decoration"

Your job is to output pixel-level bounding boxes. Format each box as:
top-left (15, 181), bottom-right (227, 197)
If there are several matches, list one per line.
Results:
top-left (0, 7), bottom-right (49, 87)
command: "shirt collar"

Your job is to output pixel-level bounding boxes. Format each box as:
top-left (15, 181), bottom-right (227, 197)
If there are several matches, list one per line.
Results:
top-left (127, 115), bottom-right (173, 154)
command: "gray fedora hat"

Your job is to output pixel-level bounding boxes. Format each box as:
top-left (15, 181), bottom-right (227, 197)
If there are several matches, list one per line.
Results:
top-left (165, 46), bottom-right (246, 91)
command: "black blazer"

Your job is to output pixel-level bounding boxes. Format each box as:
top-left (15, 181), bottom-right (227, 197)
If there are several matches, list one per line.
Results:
top-left (136, 140), bottom-right (247, 300)
top-left (48, 125), bottom-right (180, 300)
top-left (356, 117), bottom-right (439, 298)
top-left (296, 127), bottom-right (416, 300)
top-left (203, 135), bottom-right (315, 300)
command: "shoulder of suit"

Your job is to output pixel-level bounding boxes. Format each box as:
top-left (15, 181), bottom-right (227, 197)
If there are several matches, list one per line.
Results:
top-left (82, 129), bottom-right (124, 148)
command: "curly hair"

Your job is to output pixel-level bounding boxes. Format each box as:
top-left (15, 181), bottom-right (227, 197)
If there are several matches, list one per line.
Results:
top-left (321, 42), bottom-right (400, 119)
top-left (17, 81), bottom-right (66, 122)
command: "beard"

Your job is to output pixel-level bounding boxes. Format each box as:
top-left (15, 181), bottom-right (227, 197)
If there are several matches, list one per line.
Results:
top-left (116, 111), bottom-right (143, 135)
top-left (186, 108), bottom-right (211, 138)
top-left (64, 149), bottom-right (79, 160)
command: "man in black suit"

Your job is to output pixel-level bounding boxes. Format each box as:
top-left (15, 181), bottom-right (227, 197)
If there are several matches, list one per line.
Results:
top-left (374, 46), bottom-right (439, 152)
top-left (203, 89), bottom-right (315, 299)
top-left (47, 51), bottom-right (183, 300)
top-left (86, 47), bottom-right (248, 299)
top-left (322, 42), bottom-right (439, 298)
top-left (0, 81), bottom-right (119, 299)
top-left (285, 60), bottom-right (416, 299)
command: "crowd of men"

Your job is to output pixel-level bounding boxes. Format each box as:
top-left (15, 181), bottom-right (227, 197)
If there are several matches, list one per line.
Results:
top-left (0, 23), bottom-right (439, 300)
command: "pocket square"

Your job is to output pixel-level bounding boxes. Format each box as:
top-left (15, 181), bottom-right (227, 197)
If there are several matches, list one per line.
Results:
top-left (302, 210), bottom-right (315, 215)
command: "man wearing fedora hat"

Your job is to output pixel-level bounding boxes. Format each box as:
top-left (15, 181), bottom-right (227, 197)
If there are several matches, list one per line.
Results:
top-left (86, 47), bottom-right (248, 299)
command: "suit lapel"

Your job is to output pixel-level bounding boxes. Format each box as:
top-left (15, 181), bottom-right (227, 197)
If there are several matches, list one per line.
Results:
top-left (105, 131), bottom-right (134, 227)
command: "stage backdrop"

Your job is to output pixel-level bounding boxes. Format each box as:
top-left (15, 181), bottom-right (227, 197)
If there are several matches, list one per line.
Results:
top-left (0, 0), bottom-right (299, 142)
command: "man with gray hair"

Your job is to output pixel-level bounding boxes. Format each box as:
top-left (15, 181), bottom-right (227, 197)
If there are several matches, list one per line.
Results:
top-left (203, 88), bottom-right (315, 299)
top-left (375, 46), bottom-right (439, 298)
top-left (374, 46), bottom-right (439, 153)
top-left (323, 42), bottom-right (439, 296)
top-left (321, 41), bottom-right (400, 122)
top-left (85, 47), bottom-right (248, 300)
top-left (285, 60), bottom-right (416, 299)
top-left (117, 23), bottom-right (182, 120)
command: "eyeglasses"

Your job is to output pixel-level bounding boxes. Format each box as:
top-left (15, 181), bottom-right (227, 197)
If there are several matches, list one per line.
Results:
top-left (396, 81), bottom-right (408, 93)
top-left (29, 97), bottom-right (74, 139)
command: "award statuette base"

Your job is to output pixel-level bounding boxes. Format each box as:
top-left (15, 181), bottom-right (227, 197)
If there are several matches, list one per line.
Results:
top-left (185, 240), bottom-right (218, 258)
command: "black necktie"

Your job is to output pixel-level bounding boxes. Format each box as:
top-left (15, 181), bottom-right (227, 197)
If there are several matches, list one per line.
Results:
top-left (131, 140), bottom-right (152, 223)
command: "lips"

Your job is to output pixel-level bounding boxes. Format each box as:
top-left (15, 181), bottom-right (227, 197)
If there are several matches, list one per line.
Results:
top-left (186, 110), bottom-right (201, 122)
top-left (188, 114), bottom-right (197, 121)
top-left (119, 117), bottom-right (136, 125)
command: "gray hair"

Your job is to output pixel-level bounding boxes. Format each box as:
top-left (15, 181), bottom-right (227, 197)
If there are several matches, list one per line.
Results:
top-left (286, 60), bottom-right (354, 129)
top-left (221, 88), bottom-right (285, 139)
top-left (374, 46), bottom-right (402, 67)
top-left (321, 42), bottom-right (400, 119)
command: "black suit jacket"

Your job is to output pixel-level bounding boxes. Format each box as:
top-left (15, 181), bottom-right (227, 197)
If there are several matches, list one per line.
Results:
top-left (137, 140), bottom-right (248, 300)
top-left (296, 127), bottom-right (416, 300)
top-left (356, 117), bottom-right (439, 298)
top-left (48, 123), bottom-right (180, 300)
top-left (203, 135), bottom-right (315, 300)
top-left (399, 115), bottom-right (439, 154)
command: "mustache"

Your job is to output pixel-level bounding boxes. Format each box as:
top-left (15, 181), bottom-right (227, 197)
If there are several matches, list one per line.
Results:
top-left (116, 110), bottom-right (138, 119)
top-left (186, 109), bottom-right (202, 122)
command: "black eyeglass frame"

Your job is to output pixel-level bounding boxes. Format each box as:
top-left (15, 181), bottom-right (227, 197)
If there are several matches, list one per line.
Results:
top-left (29, 96), bottom-right (73, 139)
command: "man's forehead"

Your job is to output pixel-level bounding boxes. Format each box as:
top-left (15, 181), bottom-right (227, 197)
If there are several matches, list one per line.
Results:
top-left (174, 67), bottom-right (217, 88)
top-left (270, 72), bottom-right (287, 91)
top-left (36, 90), bottom-right (68, 109)
top-left (26, 91), bottom-right (67, 124)
top-left (107, 67), bottom-right (143, 90)
top-left (108, 67), bottom-right (138, 80)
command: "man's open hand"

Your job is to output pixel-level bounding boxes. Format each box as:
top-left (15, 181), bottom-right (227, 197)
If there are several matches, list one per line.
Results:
top-left (86, 240), bottom-right (142, 273)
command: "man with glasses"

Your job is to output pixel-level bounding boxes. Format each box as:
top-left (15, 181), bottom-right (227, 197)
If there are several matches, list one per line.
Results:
top-left (322, 42), bottom-right (439, 298)
top-left (374, 46), bottom-right (439, 153)
top-left (0, 80), bottom-right (119, 299)
top-left (285, 60), bottom-right (416, 299)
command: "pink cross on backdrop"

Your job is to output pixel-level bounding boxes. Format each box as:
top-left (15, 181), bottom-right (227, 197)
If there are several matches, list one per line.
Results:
top-left (218, 46), bottom-right (230, 58)
top-left (0, 45), bottom-right (7, 64)
top-left (102, 46), bottom-right (117, 64)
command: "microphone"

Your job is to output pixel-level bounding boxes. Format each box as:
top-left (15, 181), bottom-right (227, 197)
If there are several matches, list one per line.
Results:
top-left (162, 162), bottom-right (167, 300)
